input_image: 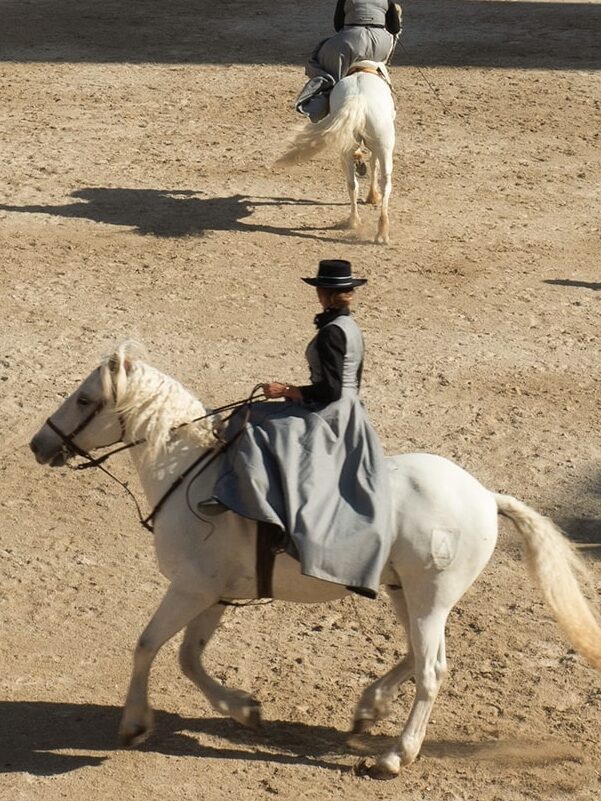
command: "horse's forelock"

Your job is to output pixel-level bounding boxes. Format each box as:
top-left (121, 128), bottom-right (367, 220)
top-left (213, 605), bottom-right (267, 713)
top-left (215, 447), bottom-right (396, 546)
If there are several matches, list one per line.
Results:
top-left (100, 340), bottom-right (148, 406)
top-left (99, 361), bottom-right (116, 404)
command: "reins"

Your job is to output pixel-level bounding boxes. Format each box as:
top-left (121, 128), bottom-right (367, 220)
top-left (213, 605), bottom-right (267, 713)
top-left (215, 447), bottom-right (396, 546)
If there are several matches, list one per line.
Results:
top-left (397, 41), bottom-right (452, 116)
top-left (139, 442), bottom-right (230, 532)
top-left (47, 383), bottom-right (265, 533)
top-left (71, 393), bottom-right (263, 470)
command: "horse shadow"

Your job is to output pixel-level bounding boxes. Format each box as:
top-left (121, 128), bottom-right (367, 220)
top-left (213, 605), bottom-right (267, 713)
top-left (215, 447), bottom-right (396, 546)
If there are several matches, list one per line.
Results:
top-left (544, 279), bottom-right (601, 291)
top-left (549, 470), bottom-right (601, 562)
top-left (0, 700), bottom-right (360, 776)
top-left (0, 700), bottom-right (583, 777)
top-left (0, 188), bottom-right (352, 242)
top-left (559, 496), bottom-right (601, 562)
top-left (1, 0), bottom-right (600, 70)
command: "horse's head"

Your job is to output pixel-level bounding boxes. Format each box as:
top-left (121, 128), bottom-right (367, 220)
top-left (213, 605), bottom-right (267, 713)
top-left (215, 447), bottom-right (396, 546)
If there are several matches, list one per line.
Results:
top-left (29, 343), bottom-right (141, 467)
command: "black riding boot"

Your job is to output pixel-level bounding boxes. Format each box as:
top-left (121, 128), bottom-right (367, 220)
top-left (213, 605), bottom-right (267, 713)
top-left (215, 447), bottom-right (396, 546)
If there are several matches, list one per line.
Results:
top-left (295, 75), bottom-right (335, 123)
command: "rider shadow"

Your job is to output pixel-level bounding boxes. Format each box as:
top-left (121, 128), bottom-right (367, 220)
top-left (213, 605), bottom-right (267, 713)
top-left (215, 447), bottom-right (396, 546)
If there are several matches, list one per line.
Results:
top-left (0, 188), bottom-right (349, 242)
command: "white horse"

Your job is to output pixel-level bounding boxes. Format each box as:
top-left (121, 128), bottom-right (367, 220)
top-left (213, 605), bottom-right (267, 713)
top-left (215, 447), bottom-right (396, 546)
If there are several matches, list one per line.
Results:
top-left (278, 62), bottom-right (395, 245)
top-left (30, 343), bottom-right (601, 779)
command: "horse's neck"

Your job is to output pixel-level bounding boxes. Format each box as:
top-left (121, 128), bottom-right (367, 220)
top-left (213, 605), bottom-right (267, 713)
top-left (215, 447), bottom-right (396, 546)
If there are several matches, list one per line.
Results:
top-left (130, 435), bottom-right (213, 509)
top-left (123, 364), bottom-right (214, 507)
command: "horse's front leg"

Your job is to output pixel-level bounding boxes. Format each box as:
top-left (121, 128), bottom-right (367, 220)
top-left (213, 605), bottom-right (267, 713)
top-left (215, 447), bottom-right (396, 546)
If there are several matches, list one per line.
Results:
top-left (119, 578), bottom-right (219, 747)
top-left (179, 605), bottom-right (262, 729)
top-left (350, 654), bottom-right (413, 742)
top-left (342, 151), bottom-right (361, 229)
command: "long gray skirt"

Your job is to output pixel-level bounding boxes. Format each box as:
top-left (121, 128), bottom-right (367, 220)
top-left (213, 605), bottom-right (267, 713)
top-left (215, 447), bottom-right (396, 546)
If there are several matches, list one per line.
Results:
top-left (308, 27), bottom-right (395, 81)
top-left (213, 397), bottom-right (392, 596)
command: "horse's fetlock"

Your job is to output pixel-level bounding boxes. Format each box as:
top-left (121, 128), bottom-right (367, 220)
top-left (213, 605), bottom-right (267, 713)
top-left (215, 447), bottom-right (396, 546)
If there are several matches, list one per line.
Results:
top-left (119, 707), bottom-right (154, 748)
top-left (399, 736), bottom-right (421, 765)
top-left (416, 673), bottom-right (439, 699)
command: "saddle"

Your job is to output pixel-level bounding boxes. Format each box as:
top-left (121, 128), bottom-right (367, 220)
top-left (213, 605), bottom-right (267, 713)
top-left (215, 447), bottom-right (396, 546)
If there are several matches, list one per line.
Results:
top-left (346, 60), bottom-right (393, 89)
top-left (201, 505), bottom-right (287, 599)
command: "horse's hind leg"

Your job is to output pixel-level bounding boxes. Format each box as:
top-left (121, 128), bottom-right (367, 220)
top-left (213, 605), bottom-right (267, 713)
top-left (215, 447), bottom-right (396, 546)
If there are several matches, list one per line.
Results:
top-left (369, 605), bottom-right (448, 778)
top-left (179, 605), bottom-right (262, 729)
top-left (354, 148), bottom-right (368, 177)
top-left (341, 151), bottom-right (361, 229)
top-left (374, 145), bottom-right (393, 245)
top-left (119, 580), bottom-right (219, 747)
top-left (365, 158), bottom-right (381, 206)
top-left (350, 586), bottom-right (413, 738)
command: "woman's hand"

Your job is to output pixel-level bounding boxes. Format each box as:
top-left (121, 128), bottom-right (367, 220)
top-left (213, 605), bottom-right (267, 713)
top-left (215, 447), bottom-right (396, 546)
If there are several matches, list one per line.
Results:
top-left (262, 382), bottom-right (303, 401)
top-left (262, 382), bottom-right (289, 399)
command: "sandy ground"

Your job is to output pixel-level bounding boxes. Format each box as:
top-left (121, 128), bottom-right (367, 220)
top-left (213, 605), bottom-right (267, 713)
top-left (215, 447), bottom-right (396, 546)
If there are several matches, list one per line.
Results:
top-left (1, 1), bottom-right (600, 799)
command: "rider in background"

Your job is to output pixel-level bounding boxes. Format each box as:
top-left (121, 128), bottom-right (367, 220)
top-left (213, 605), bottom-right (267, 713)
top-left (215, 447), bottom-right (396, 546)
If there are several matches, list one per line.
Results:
top-left (296, 1), bottom-right (402, 122)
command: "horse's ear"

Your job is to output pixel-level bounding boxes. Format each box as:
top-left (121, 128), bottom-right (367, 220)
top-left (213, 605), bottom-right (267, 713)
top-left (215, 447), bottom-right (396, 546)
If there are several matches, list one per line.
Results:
top-left (107, 353), bottom-right (132, 375)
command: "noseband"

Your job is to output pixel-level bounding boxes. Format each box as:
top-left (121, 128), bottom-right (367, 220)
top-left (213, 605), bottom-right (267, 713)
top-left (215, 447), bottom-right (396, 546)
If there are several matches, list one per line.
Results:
top-left (44, 368), bottom-right (125, 466)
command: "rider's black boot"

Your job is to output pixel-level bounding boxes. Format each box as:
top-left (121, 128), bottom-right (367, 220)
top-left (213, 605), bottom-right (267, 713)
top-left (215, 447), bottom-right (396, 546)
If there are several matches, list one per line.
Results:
top-left (295, 75), bottom-right (335, 123)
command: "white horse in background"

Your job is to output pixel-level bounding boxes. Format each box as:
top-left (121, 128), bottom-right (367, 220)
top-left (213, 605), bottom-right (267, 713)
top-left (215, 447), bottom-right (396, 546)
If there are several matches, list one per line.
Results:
top-left (30, 343), bottom-right (601, 779)
top-left (278, 62), bottom-right (396, 245)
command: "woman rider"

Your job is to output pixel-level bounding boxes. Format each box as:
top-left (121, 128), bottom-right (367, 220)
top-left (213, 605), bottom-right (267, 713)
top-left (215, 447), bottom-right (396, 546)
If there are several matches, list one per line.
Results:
top-left (213, 260), bottom-right (392, 598)
top-left (296, 0), bottom-right (402, 122)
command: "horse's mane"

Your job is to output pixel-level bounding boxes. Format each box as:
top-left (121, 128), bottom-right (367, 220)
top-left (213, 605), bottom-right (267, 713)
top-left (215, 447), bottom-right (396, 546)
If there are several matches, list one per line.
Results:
top-left (100, 341), bottom-right (217, 459)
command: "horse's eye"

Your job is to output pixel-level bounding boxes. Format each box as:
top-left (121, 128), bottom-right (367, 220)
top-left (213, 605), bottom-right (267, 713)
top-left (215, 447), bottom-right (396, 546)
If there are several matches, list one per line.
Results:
top-left (77, 395), bottom-right (91, 407)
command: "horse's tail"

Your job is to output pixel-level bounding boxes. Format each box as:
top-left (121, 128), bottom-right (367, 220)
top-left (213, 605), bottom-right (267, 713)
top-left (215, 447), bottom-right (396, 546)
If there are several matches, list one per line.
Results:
top-left (495, 493), bottom-right (601, 670)
top-left (276, 94), bottom-right (367, 166)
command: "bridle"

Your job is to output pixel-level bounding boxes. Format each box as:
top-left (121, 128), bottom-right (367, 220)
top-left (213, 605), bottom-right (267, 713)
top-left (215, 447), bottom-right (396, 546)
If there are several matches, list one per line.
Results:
top-left (44, 371), bottom-right (265, 532)
top-left (46, 400), bottom-right (109, 461)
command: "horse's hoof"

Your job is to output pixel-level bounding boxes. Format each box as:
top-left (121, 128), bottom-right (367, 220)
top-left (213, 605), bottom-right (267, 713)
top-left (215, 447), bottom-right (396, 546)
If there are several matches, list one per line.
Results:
top-left (354, 757), bottom-right (399, 781)
top-left (374, 234), bottom-right (390, 245)
top-left (347, 718), bottom-right (376, 751)
top-left (352, 717), bottom-right (375, 735)
top-left (242, 703), bottom-right (263, 731)
top-left (118, 722), bottom-right (150, 748)
top-left (355, 159), bottom-right (368, 178)
top-left (365, 192), bottom-right (381, 206)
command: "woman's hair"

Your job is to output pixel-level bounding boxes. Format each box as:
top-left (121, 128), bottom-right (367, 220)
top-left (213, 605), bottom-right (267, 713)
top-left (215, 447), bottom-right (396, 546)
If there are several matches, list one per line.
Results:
top-left (319, 288), bottom-right (355, 309)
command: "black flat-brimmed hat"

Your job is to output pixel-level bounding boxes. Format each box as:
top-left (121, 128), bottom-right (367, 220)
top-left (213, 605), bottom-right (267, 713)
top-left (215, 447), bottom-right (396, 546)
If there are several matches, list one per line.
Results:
top-left (302, 259), bottom-right (367, 289)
